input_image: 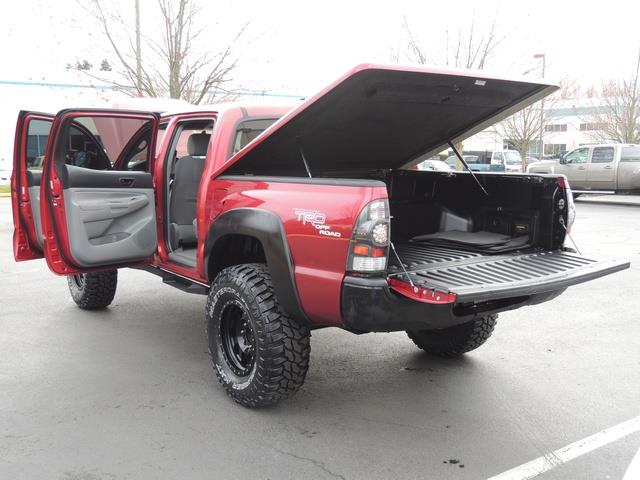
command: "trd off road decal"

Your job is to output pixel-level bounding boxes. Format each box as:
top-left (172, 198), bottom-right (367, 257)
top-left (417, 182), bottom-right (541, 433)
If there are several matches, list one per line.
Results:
top-left (294, 208), bottom-right (341, 238)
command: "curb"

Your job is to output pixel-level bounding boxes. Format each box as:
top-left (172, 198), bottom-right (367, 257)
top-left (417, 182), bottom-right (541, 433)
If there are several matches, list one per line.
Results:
top-left (575, 198), bottom-right (640, 207)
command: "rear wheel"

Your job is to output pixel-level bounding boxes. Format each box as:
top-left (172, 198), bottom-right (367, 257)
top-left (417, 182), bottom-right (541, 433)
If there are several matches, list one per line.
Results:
top-left (206, 263), bottom-right (310, 407)
top-left (407, 315), bottom-right (497, 358)
top-left (67, 270), bottom-right (118, 310)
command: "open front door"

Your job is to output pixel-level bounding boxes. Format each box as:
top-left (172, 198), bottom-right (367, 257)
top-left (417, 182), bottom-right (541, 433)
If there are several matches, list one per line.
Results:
top-left (11, 111), bottom-right (54, 261)
top-left (40, 109), bottom-right (160, 275)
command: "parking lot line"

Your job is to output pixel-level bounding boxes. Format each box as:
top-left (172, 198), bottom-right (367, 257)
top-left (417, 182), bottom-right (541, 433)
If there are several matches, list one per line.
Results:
top-left (623, 444), bottom-right (640, 480)
top-left (487, 416), bottom-right (640, 480)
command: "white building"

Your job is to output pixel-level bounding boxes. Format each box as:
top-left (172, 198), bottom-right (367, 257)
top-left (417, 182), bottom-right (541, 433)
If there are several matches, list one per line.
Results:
top-left (460, 97), bottom-right (612, 158)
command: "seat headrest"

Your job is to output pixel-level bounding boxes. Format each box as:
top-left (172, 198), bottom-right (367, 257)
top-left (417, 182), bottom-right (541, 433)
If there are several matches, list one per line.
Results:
top-left (187, 133), bottom-right (211, 157)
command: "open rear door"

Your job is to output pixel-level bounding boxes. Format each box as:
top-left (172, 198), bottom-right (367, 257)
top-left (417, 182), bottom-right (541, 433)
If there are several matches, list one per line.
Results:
top-left (40, 109), bottom-right (160, 275)
top-left (11, 111), bottom-right (54, 261)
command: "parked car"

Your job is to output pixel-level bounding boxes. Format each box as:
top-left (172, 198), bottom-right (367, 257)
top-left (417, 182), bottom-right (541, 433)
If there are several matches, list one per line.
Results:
top-left (444, 154), bottom-right (505, 172)
top-left (444, 154), bottom-right (478, 168)
top-left (418, 159), bottom-right (454, 171)
top-left (490, 150), bottom-right (523, 172)
top-left (527, 144), bottom-right (640, 195)
top-left (11, 64), bottom-right (629, 407)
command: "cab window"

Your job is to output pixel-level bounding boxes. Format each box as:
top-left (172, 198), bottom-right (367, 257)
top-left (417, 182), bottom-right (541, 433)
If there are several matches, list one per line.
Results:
top-left (591, 147), bottom-right (614, 164)
top-left (55, 116), bottom-right (154, 172)
top-left (229, 118), bottom-right (279, 158)
top-left (26, 119), bottom-right (53, 170)
top-left (565, 148), bottom-right (589, 164)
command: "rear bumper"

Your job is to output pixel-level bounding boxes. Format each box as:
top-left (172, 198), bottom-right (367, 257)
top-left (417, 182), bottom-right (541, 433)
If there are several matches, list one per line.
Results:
top-left (340, 276), bottom-right (563, 333)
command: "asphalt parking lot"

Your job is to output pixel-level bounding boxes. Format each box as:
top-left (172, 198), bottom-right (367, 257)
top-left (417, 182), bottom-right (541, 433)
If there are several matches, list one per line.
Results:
top-left (1, 196), bottom-right (639, 480)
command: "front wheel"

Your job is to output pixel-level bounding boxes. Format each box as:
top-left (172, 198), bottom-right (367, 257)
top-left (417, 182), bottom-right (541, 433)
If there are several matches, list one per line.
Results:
top-left (206, 263), bottom-right (310, 407)
top-left (407, 315), bottom-right (497, 358)
top-left (67, 270), bottom-right (118, 310)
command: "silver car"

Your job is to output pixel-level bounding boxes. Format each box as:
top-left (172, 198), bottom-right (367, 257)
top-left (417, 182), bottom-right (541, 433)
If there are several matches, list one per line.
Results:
top-left (527, 144), bottom-right (640, 194)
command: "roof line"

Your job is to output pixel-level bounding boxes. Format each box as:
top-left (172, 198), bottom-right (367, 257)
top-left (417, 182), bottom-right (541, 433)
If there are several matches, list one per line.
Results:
top-left (0, 79), bottom-right (306, 98)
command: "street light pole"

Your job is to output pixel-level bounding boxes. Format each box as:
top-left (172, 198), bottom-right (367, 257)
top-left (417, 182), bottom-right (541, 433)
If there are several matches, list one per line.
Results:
top-left (534, 53), bottom-right (546, 160)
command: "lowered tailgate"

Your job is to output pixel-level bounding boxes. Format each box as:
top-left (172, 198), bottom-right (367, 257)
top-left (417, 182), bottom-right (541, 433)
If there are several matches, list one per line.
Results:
top-left (388, 244), bottom-right (629, 302)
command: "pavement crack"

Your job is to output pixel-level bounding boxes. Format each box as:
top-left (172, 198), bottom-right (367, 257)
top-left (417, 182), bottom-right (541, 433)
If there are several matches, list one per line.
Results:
top-left (273, 447), bottom-right (346, 480)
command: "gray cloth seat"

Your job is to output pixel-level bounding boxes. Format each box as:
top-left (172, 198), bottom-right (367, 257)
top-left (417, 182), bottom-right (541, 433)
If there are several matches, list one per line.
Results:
top-left (169, 133), bottom-right (210, 248)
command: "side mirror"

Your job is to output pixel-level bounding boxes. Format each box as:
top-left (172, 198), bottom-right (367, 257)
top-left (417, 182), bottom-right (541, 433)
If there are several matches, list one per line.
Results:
top-left (559, 156), bottom-right (567, 164)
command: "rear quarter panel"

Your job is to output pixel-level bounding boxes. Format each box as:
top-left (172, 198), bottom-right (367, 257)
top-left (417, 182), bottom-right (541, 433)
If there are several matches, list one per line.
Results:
top-left (203, 178), bottom-right (387, 326)
top-left (617, 150), bottom-right (640, 192)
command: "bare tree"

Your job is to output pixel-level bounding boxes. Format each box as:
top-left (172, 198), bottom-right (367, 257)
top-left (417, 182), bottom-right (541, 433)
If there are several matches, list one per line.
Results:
top-left (587, 49), bottom-right (640, 144)
top-left (400, 11), bottom-right (505, 162)
top-left (558, 78), bottom-right (580, 100)
top-left (401, 12), bottom-right (505, 70)
top-left (80, 0), bottom-right (248, 104)
top-left (496, 103), bottom-right (545, 169)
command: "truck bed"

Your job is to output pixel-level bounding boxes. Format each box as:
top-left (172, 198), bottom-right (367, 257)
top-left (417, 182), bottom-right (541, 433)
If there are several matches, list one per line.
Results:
top-left (388, 242), bottom-right (628, 302)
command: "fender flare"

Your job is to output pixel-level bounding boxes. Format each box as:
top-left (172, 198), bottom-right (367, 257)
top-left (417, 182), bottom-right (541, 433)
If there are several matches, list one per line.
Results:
top-left (203, 208), bottom-right (309, 324)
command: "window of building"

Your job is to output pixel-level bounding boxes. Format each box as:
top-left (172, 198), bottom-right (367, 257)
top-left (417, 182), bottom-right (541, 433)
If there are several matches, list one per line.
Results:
top-left (544, 144), bottom-right (566, 155)
top-left (544, 124), bottom-right (567, 132)
top-left (580, 123), bottom-right (604, 131)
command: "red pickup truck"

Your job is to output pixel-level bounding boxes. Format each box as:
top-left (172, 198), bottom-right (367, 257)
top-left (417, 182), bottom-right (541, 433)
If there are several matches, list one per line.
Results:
top-left (11, 64), bottom-right (629, 407)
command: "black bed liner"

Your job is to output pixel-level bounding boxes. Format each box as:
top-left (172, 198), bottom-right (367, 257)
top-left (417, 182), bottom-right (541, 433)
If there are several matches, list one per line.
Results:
top-left (389, 242), bottom-right (629, 302)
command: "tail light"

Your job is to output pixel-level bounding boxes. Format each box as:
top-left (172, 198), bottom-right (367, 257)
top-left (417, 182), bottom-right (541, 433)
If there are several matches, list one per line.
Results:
top-left (347, 199), bottom-right (390, 274)
top-left (558, 175), bottom-right (576, 231)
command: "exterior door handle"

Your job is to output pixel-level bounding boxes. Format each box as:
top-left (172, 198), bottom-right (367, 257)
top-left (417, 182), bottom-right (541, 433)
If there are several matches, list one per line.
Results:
top-left (603, 165), bottom-right (613, 169)
top-left (577, 166), bottom-right (585, 170)
top-left (119, 177), bottom-right (135, 186)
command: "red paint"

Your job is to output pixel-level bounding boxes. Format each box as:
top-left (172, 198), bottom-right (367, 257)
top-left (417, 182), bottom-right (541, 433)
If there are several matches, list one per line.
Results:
top-left (19, 64), bottom-right (553, 325)
top-left (206, 176), bottom-right (386, 324)
top-left (40, 110), bottom-right (160, 275)
top-left (387, 278), bottom-right (457, 304)
top-left (11, 112), bottom-right (53, 261)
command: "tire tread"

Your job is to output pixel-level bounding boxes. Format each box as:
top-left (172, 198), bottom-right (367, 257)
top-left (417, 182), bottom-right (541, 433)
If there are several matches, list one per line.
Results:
top-left (67, 271), bottom-right (118, 310)
top-left (206, 263), bottom-right (310, 407)
top-left (407, 315), bottom-right (497, 358)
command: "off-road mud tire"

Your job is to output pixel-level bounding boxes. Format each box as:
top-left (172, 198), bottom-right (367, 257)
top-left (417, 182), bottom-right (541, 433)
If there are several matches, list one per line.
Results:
top-left (67, 270), bottom-right (118, 310)
top-left (407, 315), bottom-right (498, 358)
top-left (206, 263), bottom-right (310, 407)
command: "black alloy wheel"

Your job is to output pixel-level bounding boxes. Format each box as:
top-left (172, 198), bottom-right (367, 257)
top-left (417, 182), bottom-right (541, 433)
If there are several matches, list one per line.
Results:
top-left (219, 301), bottom-right (256, 377)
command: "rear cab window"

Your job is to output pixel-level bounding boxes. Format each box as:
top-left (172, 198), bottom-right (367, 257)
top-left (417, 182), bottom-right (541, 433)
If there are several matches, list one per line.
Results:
top-left (229, 118), bottom-right (279, 158)
top-left (591, 146), bottom-right (615, 163)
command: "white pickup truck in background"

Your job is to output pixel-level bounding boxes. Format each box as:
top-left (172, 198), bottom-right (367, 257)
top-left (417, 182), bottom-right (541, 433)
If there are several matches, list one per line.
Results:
top-left (527, 144), bottom-right (640, 195)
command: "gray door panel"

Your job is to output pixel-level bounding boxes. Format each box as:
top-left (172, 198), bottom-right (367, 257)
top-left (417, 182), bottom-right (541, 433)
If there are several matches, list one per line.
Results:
top-left (64, 188), bottom-right (157, 267)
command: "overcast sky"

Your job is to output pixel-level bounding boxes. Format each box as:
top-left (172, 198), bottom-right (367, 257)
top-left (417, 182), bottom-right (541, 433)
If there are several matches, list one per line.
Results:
top-left (1, 0), bottom-right (639, 96)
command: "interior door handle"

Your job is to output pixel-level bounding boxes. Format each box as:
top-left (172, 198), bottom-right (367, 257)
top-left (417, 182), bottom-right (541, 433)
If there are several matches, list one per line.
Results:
top-left (119, 177), bottom-right (135, 186)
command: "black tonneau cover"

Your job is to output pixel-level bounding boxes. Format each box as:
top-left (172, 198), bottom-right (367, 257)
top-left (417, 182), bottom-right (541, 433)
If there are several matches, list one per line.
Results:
top-left (222, 64), bottom-right (558, 177)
